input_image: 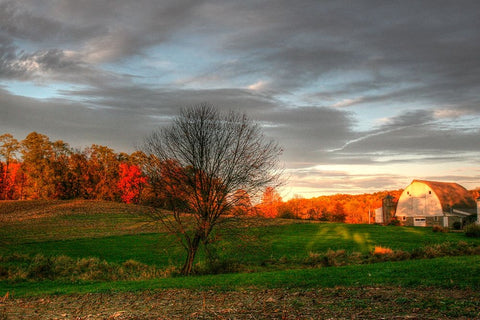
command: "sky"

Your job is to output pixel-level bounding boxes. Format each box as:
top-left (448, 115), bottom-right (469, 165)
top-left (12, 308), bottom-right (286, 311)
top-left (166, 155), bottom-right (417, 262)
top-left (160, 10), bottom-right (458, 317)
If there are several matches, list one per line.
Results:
top-left (1, 0), bottom-right (479, 198)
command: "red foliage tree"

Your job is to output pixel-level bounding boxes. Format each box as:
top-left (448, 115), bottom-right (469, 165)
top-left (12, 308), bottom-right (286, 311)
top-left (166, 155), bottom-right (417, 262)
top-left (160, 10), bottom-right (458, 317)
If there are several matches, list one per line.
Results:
top-left (117, 163), bottom-right (147, 204)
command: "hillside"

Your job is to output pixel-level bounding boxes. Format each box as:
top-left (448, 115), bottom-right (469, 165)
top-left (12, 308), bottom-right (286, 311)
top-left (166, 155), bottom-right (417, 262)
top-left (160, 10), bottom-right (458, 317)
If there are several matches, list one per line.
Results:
top-left (1, 200), bottom-right (480, 318)
top-left (1, 199), bottom-right (480, 269)
top-left (0, 200), bottom-right (154, 222)
top-left (0, 200), bottom-right (164, 243)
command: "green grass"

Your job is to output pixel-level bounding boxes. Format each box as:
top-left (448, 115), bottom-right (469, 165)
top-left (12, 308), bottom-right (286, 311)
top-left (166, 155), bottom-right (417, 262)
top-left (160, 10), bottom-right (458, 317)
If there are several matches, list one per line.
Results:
top-left (0, 200), bottom-right (162, 244)
top-left (2, 255), bottom-right (479, 297)
top-left (2, 222), bottom-right (478, 268)
top-left (1, 200), bottom-right (480, 297)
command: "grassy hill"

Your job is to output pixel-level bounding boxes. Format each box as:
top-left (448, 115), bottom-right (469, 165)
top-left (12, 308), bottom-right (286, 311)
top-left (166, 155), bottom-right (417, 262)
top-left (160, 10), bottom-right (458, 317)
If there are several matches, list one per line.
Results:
top-left (1, 200), bottom-right (480, 297)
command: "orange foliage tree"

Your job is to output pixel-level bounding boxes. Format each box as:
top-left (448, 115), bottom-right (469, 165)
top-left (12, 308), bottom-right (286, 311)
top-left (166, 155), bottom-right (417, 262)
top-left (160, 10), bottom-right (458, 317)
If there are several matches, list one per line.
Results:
top-left (258, 186), bottom-right (282, 218)
top-left (0, 131), bottom-right (153, 202)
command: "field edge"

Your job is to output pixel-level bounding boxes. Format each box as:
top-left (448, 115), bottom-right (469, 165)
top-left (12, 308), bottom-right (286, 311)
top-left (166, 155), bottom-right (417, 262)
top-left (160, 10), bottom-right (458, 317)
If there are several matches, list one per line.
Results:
top-left (1, 255), bottom-right (479, 298)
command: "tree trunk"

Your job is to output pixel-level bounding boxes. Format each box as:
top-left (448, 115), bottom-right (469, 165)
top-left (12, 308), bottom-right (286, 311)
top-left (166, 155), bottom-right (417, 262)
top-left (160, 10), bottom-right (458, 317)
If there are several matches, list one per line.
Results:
top-left (181, 234), bottom-right (201, 275)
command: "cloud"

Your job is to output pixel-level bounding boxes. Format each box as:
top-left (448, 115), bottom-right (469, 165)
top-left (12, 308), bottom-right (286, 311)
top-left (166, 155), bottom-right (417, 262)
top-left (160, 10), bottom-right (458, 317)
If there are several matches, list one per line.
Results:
top-left (0, 85), bottom-right (284, 152)
top-left (2, 0), bottom-right (480, 195)
top-left (332, 109), bottom-right (480, 162)
top-left (0, 0), bottom-right (99, 44)
top-left (254, 106), bottom-right (356, 166)
top-left (247, 80), bottom-right (269, 91)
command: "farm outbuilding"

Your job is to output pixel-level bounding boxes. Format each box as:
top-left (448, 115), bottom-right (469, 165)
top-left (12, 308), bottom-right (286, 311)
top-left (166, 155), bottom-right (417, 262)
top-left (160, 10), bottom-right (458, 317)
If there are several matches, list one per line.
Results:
top-left (395, 180), bottom-right (477, 227)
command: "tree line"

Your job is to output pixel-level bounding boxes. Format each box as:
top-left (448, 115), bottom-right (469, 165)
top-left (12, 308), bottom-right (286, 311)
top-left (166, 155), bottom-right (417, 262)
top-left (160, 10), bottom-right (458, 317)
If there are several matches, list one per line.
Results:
top-left (0, 132), bottom-right (148, 203)
top-left (17, 131), bottom-right (469, 226)
top-left (0, 131), bottom-right (407, 223)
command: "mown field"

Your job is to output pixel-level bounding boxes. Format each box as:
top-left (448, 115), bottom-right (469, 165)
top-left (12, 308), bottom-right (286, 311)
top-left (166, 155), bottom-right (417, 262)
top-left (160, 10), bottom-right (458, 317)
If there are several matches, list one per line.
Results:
top-left (1, 200), bottom-right (480, 319)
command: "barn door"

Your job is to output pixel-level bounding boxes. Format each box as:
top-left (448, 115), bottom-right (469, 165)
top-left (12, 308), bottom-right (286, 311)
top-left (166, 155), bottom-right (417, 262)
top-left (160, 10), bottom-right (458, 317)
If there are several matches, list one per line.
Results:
top-left (414, 217), bottom-right (426, 227)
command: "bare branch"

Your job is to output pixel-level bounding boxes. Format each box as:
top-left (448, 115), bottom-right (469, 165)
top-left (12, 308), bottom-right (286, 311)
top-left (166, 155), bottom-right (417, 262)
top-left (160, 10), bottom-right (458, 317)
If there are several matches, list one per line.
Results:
top-left (141, 103), bottom-right (283, 275)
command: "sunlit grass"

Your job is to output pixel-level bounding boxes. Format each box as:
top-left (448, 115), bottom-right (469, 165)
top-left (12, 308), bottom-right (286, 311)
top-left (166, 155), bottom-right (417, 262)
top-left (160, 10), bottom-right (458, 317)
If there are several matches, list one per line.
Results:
top-left (2, 217), bottom-right (479, 269)
top-left (2, 200), bottom-right (480, 298)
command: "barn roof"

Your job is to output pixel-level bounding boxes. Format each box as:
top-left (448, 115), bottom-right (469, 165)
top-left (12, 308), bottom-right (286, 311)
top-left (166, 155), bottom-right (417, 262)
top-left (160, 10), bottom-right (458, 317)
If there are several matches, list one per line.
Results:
top-left (413, 180), bottom-right (476, 211)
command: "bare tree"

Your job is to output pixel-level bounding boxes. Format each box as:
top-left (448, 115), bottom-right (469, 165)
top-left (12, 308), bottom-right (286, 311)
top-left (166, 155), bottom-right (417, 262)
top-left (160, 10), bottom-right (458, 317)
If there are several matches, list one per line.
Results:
top-left (142, 103), bottom-right (282, 275)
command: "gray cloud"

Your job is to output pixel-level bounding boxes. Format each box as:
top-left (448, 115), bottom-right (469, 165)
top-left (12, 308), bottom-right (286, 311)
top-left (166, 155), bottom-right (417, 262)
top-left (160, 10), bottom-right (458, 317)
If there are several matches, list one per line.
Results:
top-left (332, 109), bottom-right (480, 164)
top-left (1, 0), bottom-right (480, 195)
top-left (256, 106), bottom-right (356, 166)
top-left (0, 86), bottom-right (282, 152)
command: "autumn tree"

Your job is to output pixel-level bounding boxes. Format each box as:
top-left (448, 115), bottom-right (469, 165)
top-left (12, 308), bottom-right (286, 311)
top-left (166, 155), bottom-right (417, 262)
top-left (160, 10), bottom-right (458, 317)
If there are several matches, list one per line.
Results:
top-left (49, 140), bottom-right (73, 199)
top-left (21, 132), bottom-right (56, 199)
top-left (142, 104), bottom-right (282, 275)
top-left (85, 145), bottom-right (119, 200)
top-left (117, 163), bottom-right (147, 204)
top-left (231, 189), bottom-right (253, 216)
top-left (258, 186), bottom-right (283, 218)
top-left (0, 134), bottom-right (20, 199)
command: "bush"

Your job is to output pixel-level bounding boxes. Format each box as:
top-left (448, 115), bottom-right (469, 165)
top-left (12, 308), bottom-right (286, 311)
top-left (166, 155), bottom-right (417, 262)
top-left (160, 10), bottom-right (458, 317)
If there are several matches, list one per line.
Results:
top-left (27, 255), bottom-right (55, 280)
top-left (304, 252), bottom-right (323, 267)
top-left (0, 254), bottom-right (172, 282)
top-left (388, 217), bottom-right (400, 226)
top-left (432, 225), bottom-right (448, 233)
top-left (373, 246), bottom-right (393, 255)
top-left (323, 249), bottom-right (349, 267)
top-left (465, 223), bottom-right (480, 238)
top-left (194, 258), bottom-right (242, 275)
top-left (453, 221), bottom-right (462, 230)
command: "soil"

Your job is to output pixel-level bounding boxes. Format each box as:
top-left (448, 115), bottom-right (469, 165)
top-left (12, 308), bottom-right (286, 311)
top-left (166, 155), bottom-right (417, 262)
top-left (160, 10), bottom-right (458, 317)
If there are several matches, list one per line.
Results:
top-left (1, 286), bottom-right (479, 319)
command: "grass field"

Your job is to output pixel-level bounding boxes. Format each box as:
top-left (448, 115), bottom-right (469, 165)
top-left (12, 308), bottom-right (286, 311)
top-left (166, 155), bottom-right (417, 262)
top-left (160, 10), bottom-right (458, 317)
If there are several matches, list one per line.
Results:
top-left (1, 200), bottom-right (480, 318)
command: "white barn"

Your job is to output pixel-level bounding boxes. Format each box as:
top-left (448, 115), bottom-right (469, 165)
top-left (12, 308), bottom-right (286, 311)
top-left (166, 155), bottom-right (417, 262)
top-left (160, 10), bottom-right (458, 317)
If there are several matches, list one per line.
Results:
top-left (396, 180), bottom-right (477, 227)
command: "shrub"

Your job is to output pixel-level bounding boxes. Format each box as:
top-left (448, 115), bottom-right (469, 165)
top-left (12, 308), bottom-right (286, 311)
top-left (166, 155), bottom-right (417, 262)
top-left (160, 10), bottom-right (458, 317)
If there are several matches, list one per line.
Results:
top-left (0, 254), bottom-right (174, 282)
top-left (194, 258), bottom-right (242, 275)
top-left (452, 221), bottom-right (462, 230)
top-left (323, 249), bottom-right (349, 267)
top-left (27, 255), bottom-right (55, 280)
top-left (432, 225), bottom-right (448, 233)
top-left (304, 252), bottom-right (323, 267)
top-left (373, 246), bottom-right (393, 255)
top-left (465, 223), bottom-right (480, 238)
top-left (388, 217), bottom-right (400, 226)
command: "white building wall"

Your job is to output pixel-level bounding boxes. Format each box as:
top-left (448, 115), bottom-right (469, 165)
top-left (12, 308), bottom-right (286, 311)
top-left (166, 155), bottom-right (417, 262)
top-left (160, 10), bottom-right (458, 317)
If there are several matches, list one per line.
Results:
top-left (375, 207), bottom-right (383, 224)
top-left (396, 181), bottom-right (443, 218)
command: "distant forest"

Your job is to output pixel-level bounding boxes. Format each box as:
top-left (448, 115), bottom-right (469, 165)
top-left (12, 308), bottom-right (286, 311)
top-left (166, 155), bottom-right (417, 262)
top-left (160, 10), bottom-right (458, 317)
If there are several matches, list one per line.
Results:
top-left (1, 132), bottom-right (477, 223)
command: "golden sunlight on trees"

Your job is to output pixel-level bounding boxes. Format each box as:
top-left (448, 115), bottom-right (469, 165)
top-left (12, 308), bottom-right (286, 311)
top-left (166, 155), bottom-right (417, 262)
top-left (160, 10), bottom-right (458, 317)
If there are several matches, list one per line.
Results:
top-left (231, 189), bottom-right (253, 216)
top-left (0, 130), bottom-right (406, 227)
top-left (258, 187), bottom-right (283, 218)
top-left (0, 131), bottom-right (149, 202)
top-left (142, 103), bottom-right (283, 275)
top-left (0, 134), bottom-right (21, 199)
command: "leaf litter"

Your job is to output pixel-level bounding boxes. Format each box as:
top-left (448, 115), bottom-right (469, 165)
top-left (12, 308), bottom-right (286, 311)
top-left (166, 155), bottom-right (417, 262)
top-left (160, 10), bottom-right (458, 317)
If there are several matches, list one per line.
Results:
top-left (1, 286), bottom-right (479, 319)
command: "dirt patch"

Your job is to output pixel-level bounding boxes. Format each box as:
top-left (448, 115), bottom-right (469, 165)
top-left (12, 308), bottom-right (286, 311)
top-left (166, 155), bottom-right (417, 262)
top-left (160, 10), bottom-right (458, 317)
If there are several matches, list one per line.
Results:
top-left (1, 286), bottom-right (479, 319)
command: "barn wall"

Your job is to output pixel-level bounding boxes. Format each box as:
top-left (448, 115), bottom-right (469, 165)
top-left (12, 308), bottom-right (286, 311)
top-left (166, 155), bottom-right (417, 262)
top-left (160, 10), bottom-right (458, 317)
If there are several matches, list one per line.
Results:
top-left (396, 182), bottom-right (443, 217)
top-left (401, 215), bottom-right (464, 228)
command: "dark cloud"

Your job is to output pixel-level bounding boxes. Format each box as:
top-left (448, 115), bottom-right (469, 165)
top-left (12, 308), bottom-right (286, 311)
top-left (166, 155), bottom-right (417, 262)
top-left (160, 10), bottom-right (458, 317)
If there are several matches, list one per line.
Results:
top-left (1, 0), bottom-right (480, 195)
top-left (0, 86), bottom-right (281, 152)
top-left (255, 106), bottom-right (355, 165)
top-left (0, 88), bottom-right (151, 152)
top-left (0, 0), bottom-right (99, 44)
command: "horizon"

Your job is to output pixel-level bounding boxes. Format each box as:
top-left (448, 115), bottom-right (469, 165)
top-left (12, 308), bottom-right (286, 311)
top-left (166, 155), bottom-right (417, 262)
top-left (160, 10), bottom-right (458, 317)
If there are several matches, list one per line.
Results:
top-left (1, 1), bottom-right (479, 197)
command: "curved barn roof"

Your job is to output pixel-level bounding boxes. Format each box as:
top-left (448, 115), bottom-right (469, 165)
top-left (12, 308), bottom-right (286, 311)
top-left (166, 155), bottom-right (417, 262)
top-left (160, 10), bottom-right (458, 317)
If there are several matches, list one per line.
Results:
top-left (413, 180), bottom-right (476, 210)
